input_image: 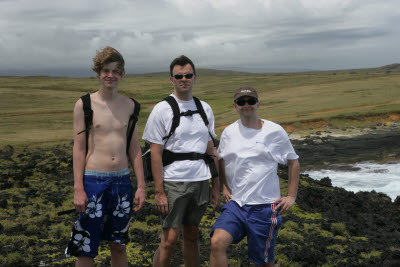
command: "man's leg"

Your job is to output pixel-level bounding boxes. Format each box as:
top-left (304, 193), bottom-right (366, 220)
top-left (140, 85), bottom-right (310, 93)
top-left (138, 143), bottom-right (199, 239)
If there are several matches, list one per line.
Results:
top-left (75, 256), bottom-right (94, 267)
top-left (182, 224), bottom-right (201, 267)
top-left (109, 242), bottom-right (128, 267)
top-left (153, 227), bottom-right (180, 267)
top-left (247, 204), bottom-right (281, 267)
top-left (210, 229), bottom-right (233, 267)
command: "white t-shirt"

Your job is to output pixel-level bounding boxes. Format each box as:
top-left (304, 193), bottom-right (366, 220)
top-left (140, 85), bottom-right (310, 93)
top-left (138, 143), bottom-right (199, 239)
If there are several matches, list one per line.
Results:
top-left (142, 94), bottom-right (216, 182)
top-left (218, 119), bottom-right (299, 207)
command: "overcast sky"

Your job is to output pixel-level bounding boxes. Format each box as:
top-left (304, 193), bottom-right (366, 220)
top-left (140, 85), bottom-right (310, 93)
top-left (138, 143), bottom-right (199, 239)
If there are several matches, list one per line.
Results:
top-left (1, 0), bottom-right (399, 77)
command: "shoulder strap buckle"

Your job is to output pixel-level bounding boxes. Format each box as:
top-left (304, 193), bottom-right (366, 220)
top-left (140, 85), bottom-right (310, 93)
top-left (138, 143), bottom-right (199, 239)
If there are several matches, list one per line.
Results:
top-left (180, 110), bottom-right (198, 116)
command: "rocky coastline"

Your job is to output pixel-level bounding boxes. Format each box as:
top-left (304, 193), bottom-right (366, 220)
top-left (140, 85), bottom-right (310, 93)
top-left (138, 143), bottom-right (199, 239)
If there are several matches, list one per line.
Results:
top-left (291, 123), bottom-right (400, 171)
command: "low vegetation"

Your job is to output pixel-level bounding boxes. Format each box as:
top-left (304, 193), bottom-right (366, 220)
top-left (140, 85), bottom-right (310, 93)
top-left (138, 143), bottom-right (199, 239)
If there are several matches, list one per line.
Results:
top-left (1, 144), bottom-right (399, 266)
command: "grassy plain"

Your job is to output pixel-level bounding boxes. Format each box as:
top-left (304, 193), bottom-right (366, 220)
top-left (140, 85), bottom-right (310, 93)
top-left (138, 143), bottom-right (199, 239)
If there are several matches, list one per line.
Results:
top-left (1, 66), bottom-right (400, 147)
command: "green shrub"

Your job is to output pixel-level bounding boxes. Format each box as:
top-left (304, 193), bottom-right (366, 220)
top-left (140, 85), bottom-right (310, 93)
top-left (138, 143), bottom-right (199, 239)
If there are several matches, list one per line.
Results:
top-left (360, 250), bottom-right (382, 259)
top-left (3, 252), bottom-right (23, 264)
top-left (126, 244), bottom-right (153, 266)
top-left (352, 236), bottom-right (368, 242)
top-left (327, 244), bottom-right (346, 253)
top-left (278, 228), bottom-right (304, 241)
top-left (331, 222), bottom-right (347, 235)
top-left (283, 221), bottom-right (299, 231)
top-left (26, 223), bottom-right (40, 235)
top-left (334, 235), bottom-right (347, 241)
top-left (289, 204), bottom-right (323, 220)
top-left (48, 222), bottom-right (70, 239)
top-left (303, 223), bottom-right (321, 233)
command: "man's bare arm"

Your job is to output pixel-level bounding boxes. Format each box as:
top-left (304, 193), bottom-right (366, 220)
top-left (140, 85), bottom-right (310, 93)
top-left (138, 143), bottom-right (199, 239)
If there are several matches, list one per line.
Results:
top-left (128, 126), bottom-right (146, 212)
top-left (151, 143), bottom-right (168, 216)
top-left (73, 99), bottom-right (88, 213)
top-left (218, 159), bottom-right (232, 203)
top-left (207, 140), bottom-right (220, 210)
top-left (275, 159), bottom-right (300, 214)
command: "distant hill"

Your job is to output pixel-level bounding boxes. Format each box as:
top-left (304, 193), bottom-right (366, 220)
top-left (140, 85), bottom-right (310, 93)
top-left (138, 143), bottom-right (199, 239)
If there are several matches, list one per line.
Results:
top-left (125, 68), bottom-right (258, 78)
top-left (125, 64), bottom-right (400, 78)
top-left (3, 64), bottom-right (400, 78)
top-left (378, 63), bottom-right (400, 71)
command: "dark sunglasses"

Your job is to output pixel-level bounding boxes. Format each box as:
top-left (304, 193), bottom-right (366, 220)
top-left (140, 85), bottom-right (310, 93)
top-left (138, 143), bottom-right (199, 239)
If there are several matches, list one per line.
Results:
top-left (173, 73), bottom-right (194, 80)
top-left (235, 97), bottom-right (258, 106)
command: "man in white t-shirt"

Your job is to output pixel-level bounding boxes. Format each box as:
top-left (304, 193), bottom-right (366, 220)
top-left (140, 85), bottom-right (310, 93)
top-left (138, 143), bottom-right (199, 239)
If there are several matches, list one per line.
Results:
top-left (142, 55), bottom-right (220, 267)
top-left (210, 87), bottom-right (300, 267)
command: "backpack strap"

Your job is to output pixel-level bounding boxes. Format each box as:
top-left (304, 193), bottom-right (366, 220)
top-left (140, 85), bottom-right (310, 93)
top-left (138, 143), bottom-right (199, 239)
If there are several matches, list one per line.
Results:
top-left (162, 150), bottom-right (218, 178)
top-left (193, 96), bottom-right (217, 147)
top-left (162, 95), bottom-right (216, 146)
top-left (78, 93), bottom-right (93, 155)
top-left (126, 98), bottom-right (140, 154)
top-left (193, 96), bottom-right (208, 126)
top-left (162, 96), bottom-right (181, 144)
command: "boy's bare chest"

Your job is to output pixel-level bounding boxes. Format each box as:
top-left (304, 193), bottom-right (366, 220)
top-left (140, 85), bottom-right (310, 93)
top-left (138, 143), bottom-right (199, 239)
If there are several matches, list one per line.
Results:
top-left (92, 104), bottom-right (131, 132)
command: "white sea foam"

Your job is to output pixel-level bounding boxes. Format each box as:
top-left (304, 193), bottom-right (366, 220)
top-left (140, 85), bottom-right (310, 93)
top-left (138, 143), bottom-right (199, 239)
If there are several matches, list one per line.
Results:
top-left (305, 162), bottom-right (400, 201)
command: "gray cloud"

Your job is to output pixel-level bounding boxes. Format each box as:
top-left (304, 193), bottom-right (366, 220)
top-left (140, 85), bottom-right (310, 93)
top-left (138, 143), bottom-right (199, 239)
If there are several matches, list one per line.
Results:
top-left (0, 0), bottom-right (399, 76)
top-left (264, 27), bottom-right (389, 49)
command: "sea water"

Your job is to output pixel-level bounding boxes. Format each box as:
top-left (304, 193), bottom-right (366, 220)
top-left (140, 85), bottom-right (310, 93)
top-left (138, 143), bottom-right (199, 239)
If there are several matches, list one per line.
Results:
top-left (305, 162), bottom-right (400, 201)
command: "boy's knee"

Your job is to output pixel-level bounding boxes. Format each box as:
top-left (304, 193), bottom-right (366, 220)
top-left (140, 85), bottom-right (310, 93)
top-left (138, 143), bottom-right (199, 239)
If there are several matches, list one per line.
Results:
top-left (76, 255), bottom-right (94, 266)
top-left (109, 242), bottom-right (126, 255)
top-left (162, 235), bottom-right (179, 251)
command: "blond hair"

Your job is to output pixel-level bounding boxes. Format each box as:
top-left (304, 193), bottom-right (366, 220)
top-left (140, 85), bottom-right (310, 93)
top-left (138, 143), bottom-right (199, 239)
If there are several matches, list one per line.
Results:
top-left (92, 46), bottom-right (125, 76)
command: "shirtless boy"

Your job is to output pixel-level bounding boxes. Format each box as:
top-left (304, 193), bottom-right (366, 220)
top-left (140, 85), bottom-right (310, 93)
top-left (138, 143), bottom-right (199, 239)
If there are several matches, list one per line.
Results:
top-left (65, 46), bottom-right (146, 267)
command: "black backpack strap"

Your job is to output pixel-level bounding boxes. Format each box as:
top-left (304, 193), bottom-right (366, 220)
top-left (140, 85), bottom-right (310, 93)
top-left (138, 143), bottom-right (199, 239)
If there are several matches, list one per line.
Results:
top-left (126, 98), bottom-right (140, 154)
top-left (162, 95), bottom-right (216, 146)
top-left (193, 96), bottom-right (209, 126)
top-left (162, 96), bottom-right (181, 144)
top-left (78, 93), bottom-right (93, 155)
top-left (193, 96), bottom-right (217, 147)
top-left (162, 150), bottom-right (218, 178)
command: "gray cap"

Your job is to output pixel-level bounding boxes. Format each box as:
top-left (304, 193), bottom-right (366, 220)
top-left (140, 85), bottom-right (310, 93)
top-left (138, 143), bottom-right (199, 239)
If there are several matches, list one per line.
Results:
top-left (234, 86), bottom-right (258, 100)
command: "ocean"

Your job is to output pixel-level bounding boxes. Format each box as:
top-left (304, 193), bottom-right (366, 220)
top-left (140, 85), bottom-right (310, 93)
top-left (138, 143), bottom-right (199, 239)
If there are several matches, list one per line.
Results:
top-left (305, 161), bottom-right (400, 201)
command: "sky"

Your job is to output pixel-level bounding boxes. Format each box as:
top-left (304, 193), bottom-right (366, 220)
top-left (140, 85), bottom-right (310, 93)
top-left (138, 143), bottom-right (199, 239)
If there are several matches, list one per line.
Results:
top-left (1, 0), bottom-right (399, 77)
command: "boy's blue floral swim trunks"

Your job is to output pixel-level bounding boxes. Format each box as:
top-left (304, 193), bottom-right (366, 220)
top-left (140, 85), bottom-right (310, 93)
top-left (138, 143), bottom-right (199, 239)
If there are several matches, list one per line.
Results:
top-left (65, 168), bottom-right (133, 258)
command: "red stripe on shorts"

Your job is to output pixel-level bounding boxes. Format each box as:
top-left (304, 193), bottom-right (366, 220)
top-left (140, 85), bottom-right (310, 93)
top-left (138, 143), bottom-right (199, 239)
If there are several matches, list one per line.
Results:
top-left (264, 203), bottom-right (278, 261)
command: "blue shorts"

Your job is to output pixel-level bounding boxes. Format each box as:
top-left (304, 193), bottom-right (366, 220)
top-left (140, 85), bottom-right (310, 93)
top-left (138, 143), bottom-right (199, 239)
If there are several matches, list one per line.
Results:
top-left (211, 201), bottom-right (282, 264)
top-left (65, 168), bottom-right (133, 259)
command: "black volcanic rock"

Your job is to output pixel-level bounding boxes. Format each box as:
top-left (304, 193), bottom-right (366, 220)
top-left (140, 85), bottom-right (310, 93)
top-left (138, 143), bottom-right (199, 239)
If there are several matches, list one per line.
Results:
top-left (293, 125), bottom-right (400, 170)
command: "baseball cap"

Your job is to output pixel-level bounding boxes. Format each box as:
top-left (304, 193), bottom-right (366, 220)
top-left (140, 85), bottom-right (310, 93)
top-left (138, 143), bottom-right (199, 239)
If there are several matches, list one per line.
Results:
top-left (234, 86), bottom-right (258, 100)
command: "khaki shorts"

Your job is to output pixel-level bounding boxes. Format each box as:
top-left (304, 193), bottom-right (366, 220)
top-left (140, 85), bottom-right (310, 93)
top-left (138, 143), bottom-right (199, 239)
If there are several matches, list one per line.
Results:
top-left (162, 180), bottom-right (210, 228)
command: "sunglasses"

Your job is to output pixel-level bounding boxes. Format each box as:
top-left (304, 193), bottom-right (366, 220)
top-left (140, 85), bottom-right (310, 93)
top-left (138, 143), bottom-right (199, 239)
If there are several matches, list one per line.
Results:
top-left (235, 97), bottom-right (258, 106)
top-left (173, 73), bottom-right (194, 80)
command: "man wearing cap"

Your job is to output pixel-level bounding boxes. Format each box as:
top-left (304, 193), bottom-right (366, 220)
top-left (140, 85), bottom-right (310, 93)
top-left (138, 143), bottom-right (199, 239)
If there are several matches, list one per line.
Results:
top-left (210, 87), bottom-right (300, 267)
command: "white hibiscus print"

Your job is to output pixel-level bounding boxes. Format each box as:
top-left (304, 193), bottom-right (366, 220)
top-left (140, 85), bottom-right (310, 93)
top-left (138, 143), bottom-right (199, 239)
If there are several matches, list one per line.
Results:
top-left (66, 220), bottom-right (91, 256)
top-left (112, 221), bottom-right (130, 244)
top-left (86, 194), bottom-right (103, 218)
top-left (113, 194), bottom-right (131, 218)
top-left (73, 233), bottom-right (90, 252)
